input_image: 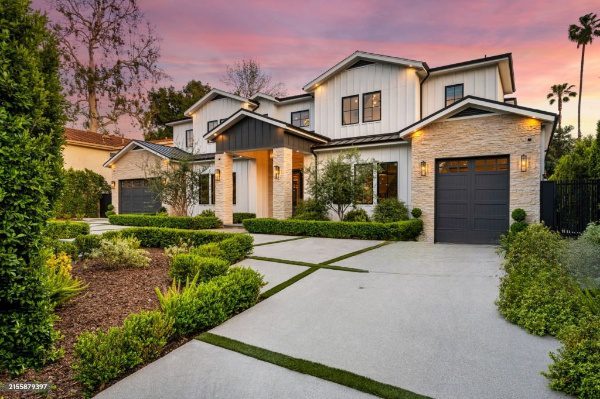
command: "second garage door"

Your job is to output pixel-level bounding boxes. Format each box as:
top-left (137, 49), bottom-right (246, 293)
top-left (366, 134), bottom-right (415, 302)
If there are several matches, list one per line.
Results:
top-left (435, 156), bottom-right (509, 244)
top-left (119, 179), bottom-right (162, 214)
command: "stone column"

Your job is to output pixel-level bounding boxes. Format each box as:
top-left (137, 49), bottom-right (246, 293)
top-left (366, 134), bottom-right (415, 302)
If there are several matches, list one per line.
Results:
top-left (215, 152), bottom-right (233, 224)
top-left (272, 147), bottom-right (293, 219)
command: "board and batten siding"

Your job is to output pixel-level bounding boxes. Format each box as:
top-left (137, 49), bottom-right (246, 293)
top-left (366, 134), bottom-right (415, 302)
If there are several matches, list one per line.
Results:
top-left (191, 98), bottom-right (252, 154)
top-left (313, 62), bottom-right (420, 139)
top-left (273, 99), bottom-right (315, 131)
top-left (422, 65), bottom-right (503, 117)
top-left (172, 121), bottom-right (193, 150)
top-left (315, 143), bottom-right (411, 219)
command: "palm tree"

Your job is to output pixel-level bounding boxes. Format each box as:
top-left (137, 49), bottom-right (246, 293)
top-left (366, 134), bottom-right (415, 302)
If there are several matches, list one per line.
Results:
top-left (569, 13), bottom-right (600, 139)
top-left (547, 83), bottom-right (577, 130)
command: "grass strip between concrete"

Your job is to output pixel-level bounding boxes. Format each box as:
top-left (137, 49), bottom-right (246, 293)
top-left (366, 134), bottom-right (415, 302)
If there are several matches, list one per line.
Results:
top-left (321, 241), bottom-right (391, 265)
top-left (259, 267), bottom-right (319, 300)
top-left (248, 256), bottom-right (368, 273)
top-left (253, 236), bottom-right (309, 247)
top-left (197, 333), bottom-right (432, 399)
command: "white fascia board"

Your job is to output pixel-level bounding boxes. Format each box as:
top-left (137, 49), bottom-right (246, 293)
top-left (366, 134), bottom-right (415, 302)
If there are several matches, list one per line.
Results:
top-left (184, 88), bottom-right (253, 117)
top-left (165, 119), bottom-right (192, 127)
top-left (102, 141), bottom-right (168, 167)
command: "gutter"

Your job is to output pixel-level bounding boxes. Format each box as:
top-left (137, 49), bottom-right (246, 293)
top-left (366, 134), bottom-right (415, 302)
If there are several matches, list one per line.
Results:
top-left (419, 68), bottom-right (430, 121)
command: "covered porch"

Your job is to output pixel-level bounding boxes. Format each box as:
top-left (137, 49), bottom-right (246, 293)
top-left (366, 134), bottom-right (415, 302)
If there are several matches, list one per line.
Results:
top-left (205, 110), bottom-right (329, 224)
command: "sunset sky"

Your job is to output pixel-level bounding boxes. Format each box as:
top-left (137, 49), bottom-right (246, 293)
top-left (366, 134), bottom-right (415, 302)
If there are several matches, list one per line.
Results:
top-left (35, 0), bottom-right (600, 138)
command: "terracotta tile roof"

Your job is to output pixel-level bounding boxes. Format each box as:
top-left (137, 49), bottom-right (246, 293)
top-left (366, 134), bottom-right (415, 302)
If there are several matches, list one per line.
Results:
top-left (64, 127), bottom-right (132, 149)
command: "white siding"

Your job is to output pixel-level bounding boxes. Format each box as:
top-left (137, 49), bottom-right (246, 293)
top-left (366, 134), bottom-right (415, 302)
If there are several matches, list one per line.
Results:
top-left (315, 143), bottom-right (412, 220)
top-left (422, 65), bottom-right (501, 116)
top-left (273, 100), bottom-right (315, 131)
top-left (313, 62), bottom-right (420, 139)
top-left (172, 121), bottom-right (193, 150)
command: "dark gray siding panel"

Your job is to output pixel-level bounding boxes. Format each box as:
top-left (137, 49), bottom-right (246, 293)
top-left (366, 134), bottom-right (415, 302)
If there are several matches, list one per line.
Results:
top-left (215, 116), bottom-right (315, 153)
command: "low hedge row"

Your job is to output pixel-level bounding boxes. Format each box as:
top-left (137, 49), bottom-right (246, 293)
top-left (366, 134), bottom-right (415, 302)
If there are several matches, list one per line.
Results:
top-left (45, 220), bottom-right (90, 239)
top-left (108, 214), bottom-right (222, 229)
top-left (103, 227), bottom-right (239, 248)
top-left (170, 255), bottom-right (230, 283)
top-left (233, 212), bottom-right (256, 224)
top-left (243, 218), bottom-right (423, 240)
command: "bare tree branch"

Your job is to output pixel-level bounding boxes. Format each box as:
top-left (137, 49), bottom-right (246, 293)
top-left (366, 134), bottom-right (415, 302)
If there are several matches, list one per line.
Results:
top-left (221, 58), bottom-right (286, 98)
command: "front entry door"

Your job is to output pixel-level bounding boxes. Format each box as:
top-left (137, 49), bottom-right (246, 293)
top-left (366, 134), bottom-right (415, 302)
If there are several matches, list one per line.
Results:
top-left (292, 169), bottom-right (303, 214)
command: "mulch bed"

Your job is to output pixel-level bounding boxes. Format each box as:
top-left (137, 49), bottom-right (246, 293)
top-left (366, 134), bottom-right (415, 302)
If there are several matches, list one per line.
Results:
top-left (1, 249), bottom-right (172, 399)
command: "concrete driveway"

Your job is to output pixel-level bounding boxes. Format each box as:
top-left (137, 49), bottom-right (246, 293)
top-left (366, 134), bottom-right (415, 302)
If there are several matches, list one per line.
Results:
top-left (96, 238), bottom-right (565, 399)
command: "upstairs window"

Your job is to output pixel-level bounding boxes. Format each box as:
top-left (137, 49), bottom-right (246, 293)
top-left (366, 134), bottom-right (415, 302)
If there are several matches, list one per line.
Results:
top-left (445, 84), bottom-right (464, 107)
top-left (185, 129), bottom-right (193, 148)
top-left (363, 91), bottom-right (381, 122)
top-left (207, 120), bottom-right (218, 132)
top-left (377, 162), bottom-right (398, 201)
top-left (342, 95), bottom-right (359, 125)
top-left (291, 110), bottom-right (310, 128)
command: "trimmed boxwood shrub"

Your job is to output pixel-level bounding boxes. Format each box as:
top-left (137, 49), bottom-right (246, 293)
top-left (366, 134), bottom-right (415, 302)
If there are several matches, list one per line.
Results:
top-left (45, 220), bottom-right (90, 239)
top-left (156, 267), bottom-right (264, 336)
top-left (43, 237), bottom-right (78, 258)
top-left (343, 208), bottom-right (369, 222)
top-left (215, 235), bottom-right (254, 263)
top-left (243, 218), bottom-right (422, 241)
top-left (411, 207), bottom-right (422, 219)
top-left (233, 212), bottom-right (256, 224)
top-left (372, 198), bottom-right (409, 223)
top-left (73, 310), bottom-right (173, 396)
top-left (74, 234), bottom-right (102, 257)
top-left (102, 227), bottom-right (237, 248)
top-left (108, 214), bottom-right (222, 230)
top-left (511, 208), bottom-right (526, 222)
top-left (170, 254), bottom-right (229, 283)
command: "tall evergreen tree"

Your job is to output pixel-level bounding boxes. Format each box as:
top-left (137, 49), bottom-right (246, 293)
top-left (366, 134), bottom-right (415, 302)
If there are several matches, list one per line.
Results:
top-left (0, 0), bottom-right (65, 374)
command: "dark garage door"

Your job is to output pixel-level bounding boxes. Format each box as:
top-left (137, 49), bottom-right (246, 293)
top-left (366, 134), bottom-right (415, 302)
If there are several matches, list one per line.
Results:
top-left (435, 157), bottom-right (509, 244)
top-left (119, 179), bottom-right (161, 214)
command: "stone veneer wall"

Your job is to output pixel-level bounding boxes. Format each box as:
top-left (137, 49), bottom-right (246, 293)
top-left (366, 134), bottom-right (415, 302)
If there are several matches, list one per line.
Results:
top-left (272, 147), bottom-right (293, 219)
top-left (215, 152), bottom-right (233, 224)
top-left (410, 114), bottom-right (542, 242)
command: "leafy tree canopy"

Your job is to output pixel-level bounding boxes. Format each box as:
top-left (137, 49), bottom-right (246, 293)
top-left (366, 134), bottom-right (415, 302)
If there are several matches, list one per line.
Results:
top-left (545, 125), bottom-right (575, 177)
top-left (551, 121), bottom-right (600, 181)
top-left (55, 168), bottom-right (111, 218)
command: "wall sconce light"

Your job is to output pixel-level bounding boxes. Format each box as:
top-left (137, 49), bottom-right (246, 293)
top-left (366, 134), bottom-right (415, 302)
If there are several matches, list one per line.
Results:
top-left (111, 181), bottom-right (116, 189)
top-left (215, 169), bottom-right (221, 181)
top-left (520, 154), bottom-right (528, 172)
top-left (420, 161), bottom-right (427, 176)
top-left (274, 165), bottom-right (281, 180)
top-left (110, 164), bottom-right (116, 170)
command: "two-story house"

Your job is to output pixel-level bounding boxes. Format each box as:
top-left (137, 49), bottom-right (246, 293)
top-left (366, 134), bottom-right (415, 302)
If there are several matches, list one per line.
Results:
top-left (105, 51), bottom-right (557, 244)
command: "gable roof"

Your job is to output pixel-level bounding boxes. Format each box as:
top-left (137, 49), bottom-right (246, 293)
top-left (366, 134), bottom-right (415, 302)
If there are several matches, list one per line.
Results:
top-left (184, 88), bottom-right (258, 116)
top-left (203, 109), bottom-right (329, 143)
top-left (103, 140), bottom-right (215, 167)
top-left (65, 128), bottom-right (131, 150)
top-left (303, 51), bottom-right (427, 92)
top-left (428, 53), bottom-right (515, 93)
top-left (398, 96), bottom-right (557, 139)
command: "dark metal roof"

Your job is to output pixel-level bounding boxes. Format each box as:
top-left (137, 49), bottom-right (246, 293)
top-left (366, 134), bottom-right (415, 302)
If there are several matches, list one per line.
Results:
top-left (312, 132), bottom-right (404, 150)
top-left (275, 93), bottom-right (313, 102)
top-left (133, 140), bottom-right (215, 162)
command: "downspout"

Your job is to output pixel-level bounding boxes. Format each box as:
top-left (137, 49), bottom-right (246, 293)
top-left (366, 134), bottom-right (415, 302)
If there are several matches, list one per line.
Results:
top-left (419, 67), bottom-right (430, 121)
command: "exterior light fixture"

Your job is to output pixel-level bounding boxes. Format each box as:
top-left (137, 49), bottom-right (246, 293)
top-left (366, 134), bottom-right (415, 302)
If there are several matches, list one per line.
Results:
top-left (215, 169), bottom-right (221, 181)
top-left (110, 164), bottom-right (116, 170)
top-left (420, 161), bottom-right (427, 176)
top-left (274, 165), bottom-right (281, 180)
top-left (520, 154), bottom-right (528, 172)
top-left (111, 181), bottom-right (116, 189)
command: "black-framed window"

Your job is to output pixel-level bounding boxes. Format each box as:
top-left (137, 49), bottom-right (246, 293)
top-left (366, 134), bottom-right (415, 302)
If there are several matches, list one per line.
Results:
top-left (185, 129), bottom-right (193, 148)
top-left (445, 84), bottom-right (464, 107)
top-left (354, 163), bottom-right (373, 204)
top-left (342, 95), bottom-right (359, 125)
top-left (219, 118), bottom-right (227, 124)
top-left (199, 174), bottom-right (210, 204)
top-left (291, 110), bottom-right (310, 128)
top-left (207, 120), bottom-right (218, 132)
top-left (363, 91), bottom-right (381, 122)
top-left (232, 173), bottom-right (236, 205)
top-left (210, 174), bottom-right (216, 204)
top-left (377, 162), bottom-right (398, 200)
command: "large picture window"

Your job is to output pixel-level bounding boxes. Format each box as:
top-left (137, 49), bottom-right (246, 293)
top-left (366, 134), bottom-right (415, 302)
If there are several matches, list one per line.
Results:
top-left (199, 174), bottom-right (210, 204)
top-left (185, 129), bottom-right (193, 148)
top-left (377, 162), bottom-right (398, 200)
top-left (342, 95), bottom-right (359, 125)
top-left (291, 110), bottom-right (310, 128)
top-left (207, 120), bottom-right (218, 132)
top-left (354, 163), bottom-right (373, 204)
top-left (445, 84), bottom-right (464, 107)
top-left (363, 91), bottom-right (381, 122)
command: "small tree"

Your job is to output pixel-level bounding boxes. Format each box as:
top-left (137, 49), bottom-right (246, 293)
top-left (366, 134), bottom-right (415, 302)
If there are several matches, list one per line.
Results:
top-left (545, 125), bottom-right (575, 176)
top-left (55, 168), bottom-right (111, 218)
top-left (551, 136), bottom-right (596, 180)
top-left (221, 58), bottom-right (286, 98)
top-left (145, 161), bottom-right (207, 216)
top-left (546, 83), bottom-right (576, 130)
top-left (305, 150), bottom-right (375, 220)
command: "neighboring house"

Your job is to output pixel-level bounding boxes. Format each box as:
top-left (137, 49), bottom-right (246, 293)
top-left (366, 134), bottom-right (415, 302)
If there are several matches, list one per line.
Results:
top-left (64, 128), bottom-right (131, 182)
top-left (105, 51), bottom-right (557, 244)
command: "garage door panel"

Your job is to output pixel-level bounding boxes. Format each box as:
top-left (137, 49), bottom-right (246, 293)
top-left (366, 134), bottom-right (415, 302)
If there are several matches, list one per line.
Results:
top-left (474, 217), bottom-right (509, 231)
top-left (119, 179), bottom-right (162, 214)
top-left (474, 203), bottom-right (509, 218)
top-left (437, 216), bottom-right (468, 230)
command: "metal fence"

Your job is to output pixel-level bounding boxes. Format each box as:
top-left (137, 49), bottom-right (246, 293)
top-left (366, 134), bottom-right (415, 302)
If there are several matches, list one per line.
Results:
top-left (541, 179), bottom-right (600, 236)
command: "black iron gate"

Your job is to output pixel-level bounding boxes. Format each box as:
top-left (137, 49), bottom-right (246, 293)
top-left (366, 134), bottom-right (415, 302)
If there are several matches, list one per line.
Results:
top-left (541, 180), bottom-right (600, 236)
top-left (99, 193), bottom-right (112, 217)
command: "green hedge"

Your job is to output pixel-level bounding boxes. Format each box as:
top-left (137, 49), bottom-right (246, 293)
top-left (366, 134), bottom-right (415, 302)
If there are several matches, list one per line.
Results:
top-left (170, 254), bottom-right (229, 283)
top-left (45, 220), bottom-right (90, 239)
top-left (103, 227), bottom-right (240, 248)
top-left (243, 218), bottom-right (422, 240)
top-left (233, 212), bottom-right (256, 224)
top-left (108, 214), bottom-right (222, 229)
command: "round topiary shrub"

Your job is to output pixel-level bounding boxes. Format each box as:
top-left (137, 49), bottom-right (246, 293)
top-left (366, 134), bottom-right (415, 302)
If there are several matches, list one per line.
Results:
top-left (292, 199), bottom-right (329, 221)
top-left (373, 198), bottom-right (409, 223)
top-left (411, 207), bottom-right (422, 219)
top-left (343, 208), bottom-right (370, 222)
top-left (510, 221), bottom-right (528, 234)
top-left (511, 208), bottom-right (526, 222)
